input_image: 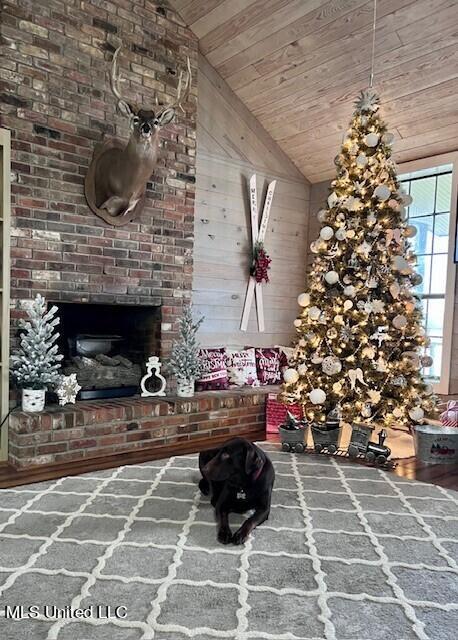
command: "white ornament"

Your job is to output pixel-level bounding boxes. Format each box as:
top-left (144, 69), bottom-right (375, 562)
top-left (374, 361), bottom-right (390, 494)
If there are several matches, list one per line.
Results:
top-left (390, 282), bottom-right (400, 299)
top-left (56, 374), bottom-right (81, 406)
top-left (382, 132), bottom-right (394, 144)
top-left (344, 196), bottom-right (363, 211)
top-left (320, 226), bottom-right (334, 240)
top-left (346, 229), bottom-right (356, 239)
top-left (374, 184), bottom-right (391, 201)
top-left (322, 356), bottom-right (342, 376)
top-left (343, 300), bottom-right (353, 311)
top-left (362, 346), bottom-right (376, 359)
top-left (401, 193), bottom-right (413, 206)
top-left (409, 407), bottom-right (424, 422)
top-left (311, 352), bottom-right (324, 364)
top-left (367, 389), bottom-right (381, 404)
top-left (393, 255), bottom-right (412, 274)
top-left (367, 277), bottom-right (378, 289)
top-left (328, 192), bottom-right (339, 208)
top-left (298, 364), bottom-right (308, 375)
top-left (365, 132), bottom-right (379, 147)
top-left (367, 211), bottom-right (377, 225)
top-left (283, 368), bottom-right (299, 384)
top-left (393, 314), bottom-right (407, 330)
top-left (335, 227), bottom-right (347, 241)
top-left (357, 240), bottom-right (372, 257)
top-left (310, 240), bottom-right (320, 253)
top-left (349, 143), bottom-right (358, 156)
top-left (333, 381), bottom-right (343, 393)
top-left (361, 403), bottom-right (372, 418)
top-left (325, 270), bottom-right (339, 285)
top-left (402, 351), bottom-right (421, 369)
top-left (140, 356), bottom-right (167, 397)
top-left (298, 292), bottom-right (310, 307)
top-left (405, 225), bottom-right (417, 238)
top-left (293, 318), bottom-right (302, 328)
top-left (348, 367), bottom-right (368, 391)
top-left (356, 153), bottom-right (368, 168)
top-left (308, 306), bottom-right (321, 321)
top-left (317, 209), bottom-right (328, 222)
top-left (372, 300), bottom-right (385, 313)
top-left (343, 285), bottom-right (356, 298)
top-left (371, 327), bottom-right (391, 346)
top-left (376, 356), bottom-right (387, 372)
top-left (421, 355), bottom-right (433, 367)
top-left (309, 388), bottom-right (326, 404)
top-left (393, 407), bottom-right (403, 419)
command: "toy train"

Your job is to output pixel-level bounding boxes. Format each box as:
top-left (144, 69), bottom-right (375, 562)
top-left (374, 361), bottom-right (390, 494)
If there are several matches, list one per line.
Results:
top-left (279, 413), bottom-right (391, 465)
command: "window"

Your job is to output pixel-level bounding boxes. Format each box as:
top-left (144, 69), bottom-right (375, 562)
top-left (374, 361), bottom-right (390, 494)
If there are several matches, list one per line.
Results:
top-left (399, 156), bottom-right (457, 393)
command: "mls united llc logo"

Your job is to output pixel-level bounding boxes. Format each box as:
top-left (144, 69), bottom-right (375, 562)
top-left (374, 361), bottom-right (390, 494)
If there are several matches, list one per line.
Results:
top-left (3, 605), bottom-right (127, 620)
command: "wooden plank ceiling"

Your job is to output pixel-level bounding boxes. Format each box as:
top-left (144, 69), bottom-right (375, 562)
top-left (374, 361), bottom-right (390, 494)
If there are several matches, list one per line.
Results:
top-left (170, 0), bottom-right (458, 183)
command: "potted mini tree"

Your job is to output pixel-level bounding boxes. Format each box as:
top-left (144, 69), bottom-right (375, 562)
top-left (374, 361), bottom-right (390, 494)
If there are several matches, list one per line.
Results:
top-left (10, 294), bottom-right (63, 412)
top-left (169, 305), bottom-right (203, 397)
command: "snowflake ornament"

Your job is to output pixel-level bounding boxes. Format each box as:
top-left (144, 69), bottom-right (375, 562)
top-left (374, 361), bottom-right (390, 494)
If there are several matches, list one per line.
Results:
top-left (354, 88), bottom-right (380, 113)
top-left (56, 374), bottom-right (81, 406)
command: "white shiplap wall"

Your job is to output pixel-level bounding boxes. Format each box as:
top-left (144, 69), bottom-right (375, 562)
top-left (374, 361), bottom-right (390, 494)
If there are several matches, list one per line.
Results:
top-left (193, 54), bottom-right (311, 348)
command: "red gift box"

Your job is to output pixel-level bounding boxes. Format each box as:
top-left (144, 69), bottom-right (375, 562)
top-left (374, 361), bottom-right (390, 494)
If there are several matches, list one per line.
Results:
top-left (266, 393), bottom-right (303, 434)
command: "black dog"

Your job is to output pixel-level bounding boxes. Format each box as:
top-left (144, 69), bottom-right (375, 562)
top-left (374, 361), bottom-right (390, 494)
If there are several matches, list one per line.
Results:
top-left (198, 438), bottom-right (275, 545)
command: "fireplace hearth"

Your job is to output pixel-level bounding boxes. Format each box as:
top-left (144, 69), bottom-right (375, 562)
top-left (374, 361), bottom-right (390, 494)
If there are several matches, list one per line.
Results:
top-left (55, 302), bottom-right (161, 400)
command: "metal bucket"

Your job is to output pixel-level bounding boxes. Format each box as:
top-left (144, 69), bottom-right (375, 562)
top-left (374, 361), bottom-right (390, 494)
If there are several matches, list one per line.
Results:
top-left (413, 424), bottom-right (458, 464)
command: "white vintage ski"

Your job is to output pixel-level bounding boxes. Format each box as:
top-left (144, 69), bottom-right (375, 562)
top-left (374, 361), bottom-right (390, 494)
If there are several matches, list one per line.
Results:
top-left (240, 177), bottom-right (276, 332)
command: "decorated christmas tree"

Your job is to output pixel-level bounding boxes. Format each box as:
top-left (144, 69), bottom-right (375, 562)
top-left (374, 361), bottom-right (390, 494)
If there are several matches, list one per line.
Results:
top-left (282, 89), bottom-right (437, 428)
top-left (10, 294), bottom-right (63, 390)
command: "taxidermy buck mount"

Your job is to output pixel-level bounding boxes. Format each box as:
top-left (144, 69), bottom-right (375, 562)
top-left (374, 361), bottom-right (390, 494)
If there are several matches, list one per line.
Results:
top-left (84, 46), bottom-right (192, 226)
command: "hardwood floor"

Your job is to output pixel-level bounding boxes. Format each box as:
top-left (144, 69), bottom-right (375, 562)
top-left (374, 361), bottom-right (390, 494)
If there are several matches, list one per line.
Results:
top-left (393, 456), bottom-right (458, 491)
top-left (0, 434), bottom-right (456, 492)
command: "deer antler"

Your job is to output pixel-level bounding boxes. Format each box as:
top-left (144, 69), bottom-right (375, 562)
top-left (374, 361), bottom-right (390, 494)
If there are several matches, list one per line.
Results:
top-left (109, 46), bottom-right (133, 117)
top-left (156, 57), bottom-right (192, 118)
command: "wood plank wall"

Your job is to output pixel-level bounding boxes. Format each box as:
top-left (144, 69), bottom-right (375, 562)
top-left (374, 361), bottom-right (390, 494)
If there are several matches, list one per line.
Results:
top-left (193, 54), bottom-right (310, 348)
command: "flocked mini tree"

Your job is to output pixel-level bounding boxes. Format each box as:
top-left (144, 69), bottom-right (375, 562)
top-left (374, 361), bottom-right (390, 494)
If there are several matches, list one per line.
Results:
top-left (281, 89), bottom-right (437, 428)
top-left (169, 305), bottom-right (204, 385)
top-left (10, 294), bottom-right (63, 390)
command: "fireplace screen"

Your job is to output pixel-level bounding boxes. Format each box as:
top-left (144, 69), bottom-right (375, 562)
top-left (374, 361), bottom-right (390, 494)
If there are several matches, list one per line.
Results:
top-left (54, 302), bottom-right (161, 400)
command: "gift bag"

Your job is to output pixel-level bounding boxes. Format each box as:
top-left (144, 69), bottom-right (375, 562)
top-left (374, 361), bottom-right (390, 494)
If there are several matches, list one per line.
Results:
top-left (266, 393), bottom-right (302, 434)
top-left (440, 401), bottom-right (458, 428)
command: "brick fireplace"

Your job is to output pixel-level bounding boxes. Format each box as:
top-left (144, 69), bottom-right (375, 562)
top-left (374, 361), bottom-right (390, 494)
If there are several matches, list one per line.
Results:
top-left (4, 0), bottom-right (197, 353)
top-left (2, 0), bottom-right (268, 471)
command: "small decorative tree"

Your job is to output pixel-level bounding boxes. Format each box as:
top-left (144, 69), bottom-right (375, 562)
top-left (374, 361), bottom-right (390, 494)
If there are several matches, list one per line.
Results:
top-left (169, 305), bottom-right (204, 397)
top-left (10, 294), bottom-right (63, 412)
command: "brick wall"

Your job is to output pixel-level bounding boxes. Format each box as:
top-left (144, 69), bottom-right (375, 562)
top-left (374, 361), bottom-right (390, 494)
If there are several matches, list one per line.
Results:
top-left (0, 0), bottom-right (198, 356)
top-left (8, 389), bottom-right (268, 467)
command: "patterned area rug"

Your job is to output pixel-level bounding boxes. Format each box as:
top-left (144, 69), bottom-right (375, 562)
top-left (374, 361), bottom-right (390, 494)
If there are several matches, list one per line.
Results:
top-left (0, 443), bottom-right (457, 640)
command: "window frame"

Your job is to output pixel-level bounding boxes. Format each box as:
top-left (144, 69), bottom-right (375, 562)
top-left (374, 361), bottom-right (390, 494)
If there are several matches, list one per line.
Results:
top-left (397, 152), bottom-right (458, 395)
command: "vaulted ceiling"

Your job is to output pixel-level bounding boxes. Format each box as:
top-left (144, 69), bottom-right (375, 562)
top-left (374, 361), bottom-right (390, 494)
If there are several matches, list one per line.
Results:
top-left (170, 0), bottom-right (458, 183)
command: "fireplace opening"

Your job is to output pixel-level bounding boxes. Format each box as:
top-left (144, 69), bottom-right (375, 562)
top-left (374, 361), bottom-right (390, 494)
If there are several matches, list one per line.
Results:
top-left (54, 302), bottom-right (161, 400)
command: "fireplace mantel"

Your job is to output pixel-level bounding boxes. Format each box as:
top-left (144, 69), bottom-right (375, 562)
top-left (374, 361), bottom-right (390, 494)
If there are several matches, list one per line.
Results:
top-left (8, 387), bottom-right (273, 471)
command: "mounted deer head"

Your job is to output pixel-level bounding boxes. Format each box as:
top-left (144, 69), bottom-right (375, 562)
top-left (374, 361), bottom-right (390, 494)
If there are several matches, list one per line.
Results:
top-left (84, 46), bottom-right (192, 226)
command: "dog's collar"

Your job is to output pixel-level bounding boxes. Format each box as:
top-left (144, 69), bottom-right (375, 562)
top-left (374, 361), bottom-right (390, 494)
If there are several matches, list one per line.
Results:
top-left (251, 461), bottom-right (264, 483)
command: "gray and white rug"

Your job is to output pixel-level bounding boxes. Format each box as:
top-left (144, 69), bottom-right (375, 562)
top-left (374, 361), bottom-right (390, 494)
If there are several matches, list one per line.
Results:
top-left (0, 443), bottom-right (457, 640)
